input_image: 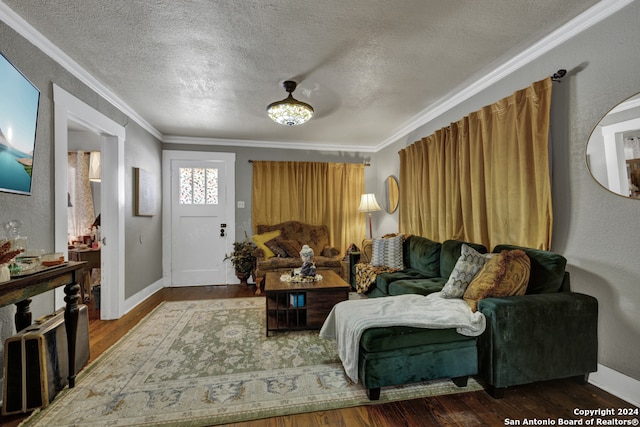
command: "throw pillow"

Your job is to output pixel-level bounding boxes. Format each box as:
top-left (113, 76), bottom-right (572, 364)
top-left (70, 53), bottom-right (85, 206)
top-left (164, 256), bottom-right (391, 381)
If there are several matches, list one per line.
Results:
top-left (276, 238), bottom-right (303, 258)
top-left (370, 234), bottom-right (404, 270)
top-left (441, 244), bottom-right (491, 299)
top-left (463, 249), bottom-right (531, 312)
top-left (265, 238), bottom-right (288, 258)
top-left (252, 230), bottom-right (281, 259)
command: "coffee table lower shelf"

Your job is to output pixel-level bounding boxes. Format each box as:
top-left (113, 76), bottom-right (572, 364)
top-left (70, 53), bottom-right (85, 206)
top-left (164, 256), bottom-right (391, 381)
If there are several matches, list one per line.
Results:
top-left (264, 271), bottom-right (349, 336)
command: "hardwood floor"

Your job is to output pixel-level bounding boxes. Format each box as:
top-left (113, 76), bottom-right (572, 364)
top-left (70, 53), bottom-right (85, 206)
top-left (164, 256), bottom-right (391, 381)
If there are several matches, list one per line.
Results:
top-left (2, 284), bottom-right (637, 427)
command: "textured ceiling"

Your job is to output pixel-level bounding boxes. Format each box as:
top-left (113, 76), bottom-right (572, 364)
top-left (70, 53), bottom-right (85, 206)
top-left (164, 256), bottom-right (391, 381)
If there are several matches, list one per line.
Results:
top-left (2, 0), bottom-right (602, 149)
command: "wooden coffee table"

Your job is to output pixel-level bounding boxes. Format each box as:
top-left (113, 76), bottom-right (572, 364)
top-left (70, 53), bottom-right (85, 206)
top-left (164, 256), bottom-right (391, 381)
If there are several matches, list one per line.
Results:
top-left (264, 270), bottom-right (350, 336)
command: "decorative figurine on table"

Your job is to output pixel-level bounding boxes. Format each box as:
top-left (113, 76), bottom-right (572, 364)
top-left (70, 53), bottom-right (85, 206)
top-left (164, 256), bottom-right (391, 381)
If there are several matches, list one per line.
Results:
top-left (299, 244), bottom-right (317, 277)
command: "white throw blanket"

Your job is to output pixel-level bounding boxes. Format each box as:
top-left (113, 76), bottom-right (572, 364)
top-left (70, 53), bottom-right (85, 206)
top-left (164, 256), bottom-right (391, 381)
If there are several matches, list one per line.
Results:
top-left (319, 292), bottom-right (486, 383)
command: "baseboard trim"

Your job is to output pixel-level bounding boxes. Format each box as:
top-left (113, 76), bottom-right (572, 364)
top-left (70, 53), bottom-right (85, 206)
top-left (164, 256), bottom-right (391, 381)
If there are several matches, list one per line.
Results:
top-left (122, 278), bottom-right (164, 315)
top-left (589, 363), bottom-right (640, 407)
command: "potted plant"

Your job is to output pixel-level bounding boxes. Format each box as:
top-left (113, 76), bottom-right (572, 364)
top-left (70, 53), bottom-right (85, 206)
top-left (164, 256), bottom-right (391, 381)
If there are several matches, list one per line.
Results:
top-left (224, 237), bottom-right (257, 285)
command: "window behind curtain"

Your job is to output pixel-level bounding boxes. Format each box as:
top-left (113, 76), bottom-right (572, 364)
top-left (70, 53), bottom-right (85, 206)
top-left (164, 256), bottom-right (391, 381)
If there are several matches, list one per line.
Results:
top-left (251, 161), bottom-right (365, 256)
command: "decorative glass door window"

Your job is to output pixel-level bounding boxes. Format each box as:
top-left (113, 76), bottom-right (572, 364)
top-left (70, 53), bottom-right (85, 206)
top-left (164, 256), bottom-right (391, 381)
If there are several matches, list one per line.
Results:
top-left (179, 167), bottom-right (218, 205)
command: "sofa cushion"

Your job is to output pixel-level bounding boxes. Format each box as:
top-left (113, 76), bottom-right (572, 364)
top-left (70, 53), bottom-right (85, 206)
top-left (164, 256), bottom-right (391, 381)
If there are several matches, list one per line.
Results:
top-left (440, 240), bottom-right (488, 279)
top-left (371, 234), bottom-right (404, 270)
top-left (375, 269), bottom-right (435, 295)
top-left (388, 278), bottom-right (447, 296)
top-left (463, 249), bottom-right (531, 312)
top-left (252, 230), bottom-right (281, 259)
top-left (360, 326), bottom-right (474, 353)
top-left (441, 244), bottom-right (491, 298)
top-left (405, 236), bottom-right (441, 277)
top-left (493, 244), bottom-right (567, 294)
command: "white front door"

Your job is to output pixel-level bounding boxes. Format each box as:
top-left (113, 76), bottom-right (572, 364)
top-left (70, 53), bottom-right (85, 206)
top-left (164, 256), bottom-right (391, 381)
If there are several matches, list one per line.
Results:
top-left (166, 152), bottom-right (235, 286)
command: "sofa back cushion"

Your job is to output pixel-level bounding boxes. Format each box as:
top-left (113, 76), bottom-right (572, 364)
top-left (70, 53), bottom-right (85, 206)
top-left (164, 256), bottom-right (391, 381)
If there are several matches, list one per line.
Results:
top-left (440, 240), bottom-right (488, 279)
top-left (257, 221), bottom-right (330, 256)
top-left (404, 235), bottom-right (441, 277)
top-left (492, 244), bottom-right (567, 294)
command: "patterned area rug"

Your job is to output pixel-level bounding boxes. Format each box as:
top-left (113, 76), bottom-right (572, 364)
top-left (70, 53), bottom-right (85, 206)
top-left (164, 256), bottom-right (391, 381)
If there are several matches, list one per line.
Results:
top-left (21, 297), bottom-right (483, 427)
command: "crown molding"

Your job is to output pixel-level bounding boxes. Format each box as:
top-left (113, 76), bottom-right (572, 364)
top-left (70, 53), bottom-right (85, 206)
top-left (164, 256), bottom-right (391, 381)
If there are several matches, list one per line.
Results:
top-left (162, 135), bottom-right (377, 153)
top-left (2, 0), bottom-right (633, 153)
top-left (375, 0), bottom-right (636, 152)
top-left (0, 1), bottom-right (163, 141)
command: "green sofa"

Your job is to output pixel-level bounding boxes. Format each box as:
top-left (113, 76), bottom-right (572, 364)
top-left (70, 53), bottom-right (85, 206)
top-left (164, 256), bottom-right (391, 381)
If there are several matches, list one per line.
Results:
top-left (349, 236), bottom-right (598, 400)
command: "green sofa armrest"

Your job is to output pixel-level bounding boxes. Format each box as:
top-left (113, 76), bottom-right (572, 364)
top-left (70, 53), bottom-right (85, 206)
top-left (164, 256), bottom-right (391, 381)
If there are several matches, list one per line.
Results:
top-left (477, 292), bottom-right (598, 390)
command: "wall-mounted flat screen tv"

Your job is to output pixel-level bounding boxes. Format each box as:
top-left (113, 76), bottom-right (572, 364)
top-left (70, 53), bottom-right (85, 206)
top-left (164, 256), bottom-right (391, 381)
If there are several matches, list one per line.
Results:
top-left (0, 52), bottom-right (40, 196)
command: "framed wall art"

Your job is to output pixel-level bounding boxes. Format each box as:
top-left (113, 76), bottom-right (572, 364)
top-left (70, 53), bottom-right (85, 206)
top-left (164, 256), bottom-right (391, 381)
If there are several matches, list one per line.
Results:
top-left (134, 167), bottom-right (157, 216)
top-left (0, 52), bottom-right (41, 195)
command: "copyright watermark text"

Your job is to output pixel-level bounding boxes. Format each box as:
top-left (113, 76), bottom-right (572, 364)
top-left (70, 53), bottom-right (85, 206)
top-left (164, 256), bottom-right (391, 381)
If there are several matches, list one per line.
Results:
top-left (504, 407), bottom-right (639, 426)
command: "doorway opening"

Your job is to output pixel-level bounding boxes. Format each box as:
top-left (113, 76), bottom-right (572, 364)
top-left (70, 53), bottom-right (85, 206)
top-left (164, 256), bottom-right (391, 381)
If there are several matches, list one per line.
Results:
top-left (67, 129), bottom-right (102, 312)
top-left (53, 84), bottom-right (126, 320)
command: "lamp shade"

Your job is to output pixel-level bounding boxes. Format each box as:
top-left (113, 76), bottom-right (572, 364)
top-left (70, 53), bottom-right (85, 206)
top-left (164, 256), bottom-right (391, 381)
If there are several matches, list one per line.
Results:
top-left (88, 151), bottom-right (101, 182)
top-left (358, 193), bottom-right (381, 212)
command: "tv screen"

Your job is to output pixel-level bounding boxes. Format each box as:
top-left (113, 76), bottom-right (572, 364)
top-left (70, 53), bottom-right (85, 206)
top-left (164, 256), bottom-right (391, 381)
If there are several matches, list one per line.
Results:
top-left (0, 52), bottom-right (41, 196)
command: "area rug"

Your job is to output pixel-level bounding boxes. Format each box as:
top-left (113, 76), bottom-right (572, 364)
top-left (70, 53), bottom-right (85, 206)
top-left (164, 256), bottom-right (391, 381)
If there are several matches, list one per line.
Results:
top-left (21, 297), bottom-right (483, 427)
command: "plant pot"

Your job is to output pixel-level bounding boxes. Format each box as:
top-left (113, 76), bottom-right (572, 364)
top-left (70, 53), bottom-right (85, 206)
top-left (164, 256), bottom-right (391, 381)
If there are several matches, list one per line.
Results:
top-left (236, 272), bottom-right (250, 285)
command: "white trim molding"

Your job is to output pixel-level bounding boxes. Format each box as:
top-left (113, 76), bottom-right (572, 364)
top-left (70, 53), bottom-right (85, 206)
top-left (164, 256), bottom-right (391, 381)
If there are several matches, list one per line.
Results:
top-left (53, 84), bottom-right (126, 320)
top-left (2, 0), bottom-right (634, 152)
top-left (122, 278), bottom-right (164, 316)
top-left (589, 364), bottom-right (640, 407)
top-left (162, 135), bottom-right (377, 153)
top-left (0, 2), bottom-right (162, 141)
top-left (375, 0), bottom-right (636, 151)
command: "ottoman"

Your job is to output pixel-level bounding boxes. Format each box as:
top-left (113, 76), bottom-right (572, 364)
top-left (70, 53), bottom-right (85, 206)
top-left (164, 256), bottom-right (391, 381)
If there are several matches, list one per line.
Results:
top-left (358, 325), bottom-right (478, 400)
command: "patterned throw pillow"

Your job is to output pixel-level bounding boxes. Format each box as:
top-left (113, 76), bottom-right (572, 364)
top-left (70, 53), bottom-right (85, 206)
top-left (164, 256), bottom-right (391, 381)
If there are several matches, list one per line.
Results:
top-left (463, 249), bottom-right (531, 312)
top-left (370, 234), bottom-right (404, 270)
top-left (264, 238), bottom-right (288, 258)
top-left (276, 238), bottom-right (303, 258)
top-left (441, 244), bottom-right (491, 299)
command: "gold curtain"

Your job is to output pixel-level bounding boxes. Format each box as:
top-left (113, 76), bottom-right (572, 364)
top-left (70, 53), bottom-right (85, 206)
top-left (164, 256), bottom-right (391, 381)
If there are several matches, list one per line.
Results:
top-left (399, 77), bottom-right (553, 250)
top-left (252, 161), bottom-right (365, 255)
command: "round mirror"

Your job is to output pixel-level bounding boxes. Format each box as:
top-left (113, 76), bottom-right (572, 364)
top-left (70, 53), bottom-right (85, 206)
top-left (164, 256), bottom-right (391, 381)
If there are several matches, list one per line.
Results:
top-left (385, 176), bottom-right (399, 213)
top-left (587, 93), bottom-right (640, 199)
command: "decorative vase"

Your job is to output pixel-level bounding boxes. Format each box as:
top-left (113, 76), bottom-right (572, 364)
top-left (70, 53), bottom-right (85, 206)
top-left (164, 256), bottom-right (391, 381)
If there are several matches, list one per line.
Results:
top-left (0, 264), bottom-right (10, 283)
top-left (236, 272), bottom-right (250, 285)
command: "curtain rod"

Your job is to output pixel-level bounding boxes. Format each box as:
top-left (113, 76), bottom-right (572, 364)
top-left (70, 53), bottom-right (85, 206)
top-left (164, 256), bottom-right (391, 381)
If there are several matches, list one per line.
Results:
top-left (248, 160), bottom-right (371, 166)
top-left (551, 69), bottom-right (566, 82)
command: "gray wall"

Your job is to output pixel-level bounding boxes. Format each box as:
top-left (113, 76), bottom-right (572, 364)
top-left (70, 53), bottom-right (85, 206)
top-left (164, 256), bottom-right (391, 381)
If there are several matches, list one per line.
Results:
top-left (125, 121), bottom-right (163, 298)
top-left (373, 2), bottom-right (640, 381)
top-left (0, 19), bottom-right (163, 390)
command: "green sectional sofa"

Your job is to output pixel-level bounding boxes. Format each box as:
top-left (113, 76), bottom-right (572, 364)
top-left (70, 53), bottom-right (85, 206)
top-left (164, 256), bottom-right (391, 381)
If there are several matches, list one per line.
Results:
top-left (349, 236), bottom-right (598, 400)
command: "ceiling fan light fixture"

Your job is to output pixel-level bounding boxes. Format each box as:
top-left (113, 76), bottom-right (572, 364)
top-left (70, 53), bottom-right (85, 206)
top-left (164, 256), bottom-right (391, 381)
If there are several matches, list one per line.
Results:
top-left (267, 80), bottom-right (314, 126)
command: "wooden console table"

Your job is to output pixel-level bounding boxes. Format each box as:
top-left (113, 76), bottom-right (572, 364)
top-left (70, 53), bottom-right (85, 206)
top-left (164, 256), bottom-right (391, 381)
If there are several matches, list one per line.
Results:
top-left (0, 261), bottom-right (86, 388)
